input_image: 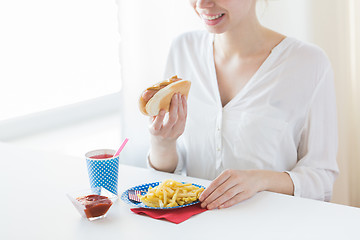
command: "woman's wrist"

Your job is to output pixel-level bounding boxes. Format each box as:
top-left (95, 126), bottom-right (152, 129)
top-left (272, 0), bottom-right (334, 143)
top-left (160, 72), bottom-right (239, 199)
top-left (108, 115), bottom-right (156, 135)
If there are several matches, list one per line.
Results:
top-left (150, 136), bottom-right (177, 151)
top-left (255, 170), bottom-right (294, 196)
top-left (149, 136), bottom-right (178, 173)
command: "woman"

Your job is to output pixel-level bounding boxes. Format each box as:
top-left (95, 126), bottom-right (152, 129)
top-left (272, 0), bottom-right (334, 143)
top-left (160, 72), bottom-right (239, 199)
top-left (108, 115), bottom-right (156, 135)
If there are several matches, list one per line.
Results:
top-left (147, 0), bottom-right (338, 209)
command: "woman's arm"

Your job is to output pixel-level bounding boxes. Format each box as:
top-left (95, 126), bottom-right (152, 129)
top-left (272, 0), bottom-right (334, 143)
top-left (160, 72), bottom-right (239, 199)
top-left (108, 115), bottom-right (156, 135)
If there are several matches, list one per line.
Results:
top-left (148, 93), bottom-right (187, 173)
top-left (261, 170), bottom-right (294, 195)
top-left (285, 64), bottom-right (338, 201)
top-left (149, 134), bottom-right (178, 172)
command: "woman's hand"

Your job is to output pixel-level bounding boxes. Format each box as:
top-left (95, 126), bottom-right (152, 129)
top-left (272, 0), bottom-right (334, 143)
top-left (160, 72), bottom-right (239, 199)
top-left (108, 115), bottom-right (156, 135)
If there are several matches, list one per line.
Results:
top-left (149, 93), bottom-right (187, 143)
top-left (199, 170), bottom-right (263, 210)
top-left (199, 169), bottom-right (294, 209)
top-left (148, 93), bottom-right (187, 172)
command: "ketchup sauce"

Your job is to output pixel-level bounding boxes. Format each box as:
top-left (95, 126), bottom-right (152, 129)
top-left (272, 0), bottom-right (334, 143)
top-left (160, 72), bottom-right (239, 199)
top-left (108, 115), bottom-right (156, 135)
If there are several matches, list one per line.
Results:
top-left (77, 195), bottom-right (112, 218)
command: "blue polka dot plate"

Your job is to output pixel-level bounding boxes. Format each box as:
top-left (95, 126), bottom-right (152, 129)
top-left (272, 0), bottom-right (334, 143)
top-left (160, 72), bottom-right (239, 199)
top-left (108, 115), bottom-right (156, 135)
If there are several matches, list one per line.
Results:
top-left (121, 181), bottom-right (205, 210)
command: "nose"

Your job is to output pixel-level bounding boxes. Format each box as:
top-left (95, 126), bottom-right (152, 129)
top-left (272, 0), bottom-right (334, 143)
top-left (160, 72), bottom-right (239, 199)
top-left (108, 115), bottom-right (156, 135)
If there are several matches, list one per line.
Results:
top-left (196, 0), bottom-right (215, 9)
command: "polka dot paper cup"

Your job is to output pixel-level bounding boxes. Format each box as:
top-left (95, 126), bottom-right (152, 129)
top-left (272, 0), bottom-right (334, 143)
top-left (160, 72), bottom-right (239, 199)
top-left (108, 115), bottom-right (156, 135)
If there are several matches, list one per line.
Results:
top-left (85, 149), bottom-right (119, 195)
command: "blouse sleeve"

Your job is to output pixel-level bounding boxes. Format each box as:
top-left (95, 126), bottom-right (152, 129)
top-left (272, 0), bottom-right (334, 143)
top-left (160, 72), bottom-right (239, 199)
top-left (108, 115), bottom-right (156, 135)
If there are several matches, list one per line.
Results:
top-left (286, 65), bottom-right (339, 201)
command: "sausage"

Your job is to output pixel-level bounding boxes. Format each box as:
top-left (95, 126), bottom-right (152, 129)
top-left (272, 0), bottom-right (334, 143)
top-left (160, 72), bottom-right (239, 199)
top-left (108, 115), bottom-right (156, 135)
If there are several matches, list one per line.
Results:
top-left (141, 76), bottom-right (182, 103)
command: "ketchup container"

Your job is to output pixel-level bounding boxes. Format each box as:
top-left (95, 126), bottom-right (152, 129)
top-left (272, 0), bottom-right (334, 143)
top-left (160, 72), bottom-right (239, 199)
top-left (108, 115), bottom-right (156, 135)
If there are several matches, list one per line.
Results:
top-left (67, 187), bottom-right (118, 221)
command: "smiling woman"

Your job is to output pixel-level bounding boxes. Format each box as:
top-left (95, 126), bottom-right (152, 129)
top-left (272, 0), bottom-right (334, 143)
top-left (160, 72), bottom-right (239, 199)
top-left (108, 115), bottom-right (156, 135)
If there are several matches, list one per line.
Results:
top-left (0, 0), bottom-right (121, 122)
top-left (145, 0), bottom-right (340, 210)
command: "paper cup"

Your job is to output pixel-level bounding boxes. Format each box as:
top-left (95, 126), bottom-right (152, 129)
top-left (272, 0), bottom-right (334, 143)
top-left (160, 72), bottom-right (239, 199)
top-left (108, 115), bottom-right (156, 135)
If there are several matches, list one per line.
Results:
top-left (85, 149), bottom-right (119, 195)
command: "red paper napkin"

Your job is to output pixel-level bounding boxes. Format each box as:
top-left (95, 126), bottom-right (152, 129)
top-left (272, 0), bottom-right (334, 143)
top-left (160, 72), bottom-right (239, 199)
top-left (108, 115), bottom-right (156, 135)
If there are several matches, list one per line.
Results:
top-left (131, 203), bottom-right (208, 224)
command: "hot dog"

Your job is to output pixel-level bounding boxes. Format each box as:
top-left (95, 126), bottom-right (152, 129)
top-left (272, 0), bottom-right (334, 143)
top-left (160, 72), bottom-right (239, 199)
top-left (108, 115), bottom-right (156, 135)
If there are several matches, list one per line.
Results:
top-left (139, 75), bottom-right (191, 116)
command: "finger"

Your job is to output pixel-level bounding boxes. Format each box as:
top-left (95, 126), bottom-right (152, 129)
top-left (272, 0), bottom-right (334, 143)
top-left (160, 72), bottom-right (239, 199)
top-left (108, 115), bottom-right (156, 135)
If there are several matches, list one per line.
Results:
top-left (170, 95), bottom-right (186, 136)
top-left (150, 110), bottom-right (166, 132)
top-left (199, 170), bottom-right (232, 203)
top-left (177, 94), bottom-right (184, 120)
top-left (182, 95), bottom-right (188, 119)
top-left (149, 115), bottom-right (157, 124)
top-left (218, 191), bottom-right (253, 209)
top-left (200, 177), bottom-right (237, 209)
top-left (163, 93), bottom-right (179, 130)
top-left (149, 116), bottom-right (154, 124)
top-left (206, 184), bottom-right (243, 210)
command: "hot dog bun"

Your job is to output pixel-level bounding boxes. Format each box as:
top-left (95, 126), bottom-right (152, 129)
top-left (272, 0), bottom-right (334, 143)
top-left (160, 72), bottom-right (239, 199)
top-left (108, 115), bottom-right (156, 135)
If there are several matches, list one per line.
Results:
top-left (139, 76), bottom-right (191, 116)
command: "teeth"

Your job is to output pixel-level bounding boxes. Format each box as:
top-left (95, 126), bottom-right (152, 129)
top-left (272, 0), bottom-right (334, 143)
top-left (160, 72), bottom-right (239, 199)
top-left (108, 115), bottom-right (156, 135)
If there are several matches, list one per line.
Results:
top-left (202, 13), bottom-right (224, 20)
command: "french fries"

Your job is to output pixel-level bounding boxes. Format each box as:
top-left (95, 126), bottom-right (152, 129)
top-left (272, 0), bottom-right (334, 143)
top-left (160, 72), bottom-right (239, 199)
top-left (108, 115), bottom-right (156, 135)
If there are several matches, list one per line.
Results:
top-left (139, 179), bottom-right (205, 208)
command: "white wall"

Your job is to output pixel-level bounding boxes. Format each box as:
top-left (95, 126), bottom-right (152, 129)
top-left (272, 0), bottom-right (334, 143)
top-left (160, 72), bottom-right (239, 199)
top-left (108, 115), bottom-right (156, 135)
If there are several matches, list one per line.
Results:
top-left (257, 0), bottom-right (311, 41)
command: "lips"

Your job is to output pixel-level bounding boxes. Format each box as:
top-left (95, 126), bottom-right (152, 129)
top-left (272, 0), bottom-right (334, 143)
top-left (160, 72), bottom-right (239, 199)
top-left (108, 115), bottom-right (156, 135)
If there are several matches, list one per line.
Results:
top-left (200, 13), bottom-right (225, 26)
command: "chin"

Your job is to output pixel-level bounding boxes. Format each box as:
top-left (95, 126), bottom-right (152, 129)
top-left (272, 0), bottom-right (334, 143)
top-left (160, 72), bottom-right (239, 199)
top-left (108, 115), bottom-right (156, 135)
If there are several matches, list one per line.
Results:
top-left (204, 26), bottom-right (226, 35)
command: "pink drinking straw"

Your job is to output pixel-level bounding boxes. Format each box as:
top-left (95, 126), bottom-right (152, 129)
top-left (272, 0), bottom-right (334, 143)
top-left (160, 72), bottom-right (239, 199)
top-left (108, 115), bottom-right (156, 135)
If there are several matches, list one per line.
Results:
top-left (113, 138), bottom-right (129, 157)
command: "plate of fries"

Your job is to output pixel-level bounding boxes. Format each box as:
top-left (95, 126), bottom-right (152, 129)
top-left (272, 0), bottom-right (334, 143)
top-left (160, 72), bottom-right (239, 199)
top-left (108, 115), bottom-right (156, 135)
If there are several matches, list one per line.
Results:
top-left (121, 179), bottom-right (205, 209)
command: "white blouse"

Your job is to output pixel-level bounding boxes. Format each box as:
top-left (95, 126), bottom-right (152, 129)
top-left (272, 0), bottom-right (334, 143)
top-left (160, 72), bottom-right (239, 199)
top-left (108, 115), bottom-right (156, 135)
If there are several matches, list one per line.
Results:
top-left (162, 31), bottom-right (339, 201)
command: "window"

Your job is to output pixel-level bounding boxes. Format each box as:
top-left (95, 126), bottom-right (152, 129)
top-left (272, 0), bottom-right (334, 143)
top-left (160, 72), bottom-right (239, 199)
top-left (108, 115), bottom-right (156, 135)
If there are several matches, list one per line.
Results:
top-left (0, 0), bottom-right (121, 121)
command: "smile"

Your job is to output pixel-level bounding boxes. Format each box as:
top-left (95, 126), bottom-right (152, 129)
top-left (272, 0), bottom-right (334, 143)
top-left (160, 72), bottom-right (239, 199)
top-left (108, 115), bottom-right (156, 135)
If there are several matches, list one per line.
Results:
top-left (201, 13), bottom-right (225, 21)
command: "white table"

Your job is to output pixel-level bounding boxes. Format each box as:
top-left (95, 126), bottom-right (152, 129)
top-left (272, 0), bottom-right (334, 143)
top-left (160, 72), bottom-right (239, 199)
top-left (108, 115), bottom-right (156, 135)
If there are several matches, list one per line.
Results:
top-left (1, 142), bottom-right (359, 240)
